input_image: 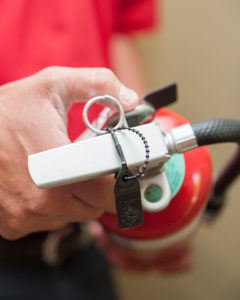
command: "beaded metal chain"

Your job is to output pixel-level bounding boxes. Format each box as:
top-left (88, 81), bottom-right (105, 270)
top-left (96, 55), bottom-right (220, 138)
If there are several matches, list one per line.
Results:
top-left (106, 126), bottom-right (150, 181)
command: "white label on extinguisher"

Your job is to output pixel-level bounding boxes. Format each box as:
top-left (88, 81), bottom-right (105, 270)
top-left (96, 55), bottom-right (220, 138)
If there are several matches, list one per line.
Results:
top-left (110, 210), bottom-right (203, 251)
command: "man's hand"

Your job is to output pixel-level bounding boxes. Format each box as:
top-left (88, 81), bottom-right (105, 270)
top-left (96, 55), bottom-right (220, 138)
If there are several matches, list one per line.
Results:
top-left (0, 67), bottom-right (139, 240)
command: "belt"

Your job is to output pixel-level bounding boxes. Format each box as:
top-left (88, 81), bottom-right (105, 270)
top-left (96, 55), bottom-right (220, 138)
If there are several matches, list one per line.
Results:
top-left (0, 223), bottom-right (92, 266)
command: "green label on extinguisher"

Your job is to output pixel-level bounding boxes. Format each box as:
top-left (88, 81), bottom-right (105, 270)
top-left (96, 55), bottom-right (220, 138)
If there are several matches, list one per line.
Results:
top-left (165, 153), bottom-right (185, 198)
top-left (144, 154), bottom-right (185, 203)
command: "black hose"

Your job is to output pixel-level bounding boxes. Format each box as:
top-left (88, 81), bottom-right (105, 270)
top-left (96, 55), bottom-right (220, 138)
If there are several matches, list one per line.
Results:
top-left (191, 119), bottom-right (240, 146)
top-left (205, 146), bottom-right (240, 219)
top-left (191, 119), bottom-right (240, 219)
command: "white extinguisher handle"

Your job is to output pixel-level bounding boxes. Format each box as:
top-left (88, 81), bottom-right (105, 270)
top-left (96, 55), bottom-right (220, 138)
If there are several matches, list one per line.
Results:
top-left (28, 123), bottom-right (170, 188)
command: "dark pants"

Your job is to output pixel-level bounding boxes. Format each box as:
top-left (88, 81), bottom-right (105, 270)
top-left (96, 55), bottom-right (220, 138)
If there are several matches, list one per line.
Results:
top-left (0, 244), bottom-right (117, 300)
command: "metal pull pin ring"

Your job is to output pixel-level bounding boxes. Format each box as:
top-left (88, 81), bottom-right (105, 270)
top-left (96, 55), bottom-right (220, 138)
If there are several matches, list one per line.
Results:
top-left (83, 95), bottom-right (128, 135)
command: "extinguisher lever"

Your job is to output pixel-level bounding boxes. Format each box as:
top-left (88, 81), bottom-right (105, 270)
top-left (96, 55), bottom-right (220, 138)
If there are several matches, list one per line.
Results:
top-left (143, 83), bottom-right (177, 109)
top-left (104, 83), bottom-right (177, 129)
top-left (28, 123), bottom-right (170, 188)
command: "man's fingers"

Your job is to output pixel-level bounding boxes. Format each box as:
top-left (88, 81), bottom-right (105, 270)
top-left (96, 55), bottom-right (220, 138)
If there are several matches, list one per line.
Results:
top-left (69, 176), bottom-right (117, 214)
top-left (37, 67), bottom-right (139, 112)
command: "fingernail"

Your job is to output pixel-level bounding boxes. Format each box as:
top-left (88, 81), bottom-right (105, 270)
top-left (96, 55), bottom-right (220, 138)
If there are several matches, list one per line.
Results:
top-left (119, 85), bottom-right (139, 111)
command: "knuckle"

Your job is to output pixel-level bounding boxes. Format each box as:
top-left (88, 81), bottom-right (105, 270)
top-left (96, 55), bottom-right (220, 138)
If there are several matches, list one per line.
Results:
top-left (7, 217), bottom-right (27, 235)
top-left (68, 192), bottom-right (104, 222)
top-left (36, 66), bottom-right (61, 94)
top-left (4, 205), bottom-right (31, 234)
top-left (0, 230), bottom-right (25, 241)
top-left (39, 66), bottom-right (60, 79)
top-left (5, 203), bottom-right (28, 221)
top-left (49, 220), bottom-right (67, 231)
top-left (69, 202), bottom-right (103, 222)
top-left (86, 208), bottom-right (104, 221)
top-left (101, 67), bottom-right (115, 77)
top-left (28, 199), bottom-right (46, 215)
top-left (95, 68), bottom-right (117, 89)
top-left (27, 191), bottom-right (53, 216)
top-left (0, 215), bottom-right (25, 240)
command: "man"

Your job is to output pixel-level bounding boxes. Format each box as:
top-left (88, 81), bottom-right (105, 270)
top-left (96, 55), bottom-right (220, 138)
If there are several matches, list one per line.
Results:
top-left (0, 0), bottom-right (156, 299)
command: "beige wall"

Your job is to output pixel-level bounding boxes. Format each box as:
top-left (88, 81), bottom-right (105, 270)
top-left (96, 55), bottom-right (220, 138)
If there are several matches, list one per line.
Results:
top-left (114, 1), bottom-right (240, 299)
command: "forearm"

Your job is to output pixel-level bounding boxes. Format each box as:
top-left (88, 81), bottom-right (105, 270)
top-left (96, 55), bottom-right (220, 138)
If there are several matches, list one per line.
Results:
top-left (109, 34), bottom-right (148, 99)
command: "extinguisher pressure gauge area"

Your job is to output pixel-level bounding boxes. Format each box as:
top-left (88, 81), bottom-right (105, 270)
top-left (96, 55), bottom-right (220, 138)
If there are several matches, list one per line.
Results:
top-left (140, 171), bottom-right (171, 212)
top-left (140, 153), bottom-right (185, 212)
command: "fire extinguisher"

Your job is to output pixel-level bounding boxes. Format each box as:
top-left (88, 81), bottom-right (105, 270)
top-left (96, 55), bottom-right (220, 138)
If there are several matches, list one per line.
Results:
top-left (89, 83), bottom-right (240, 264)
top-left (28, 83), bottom-right (240, 266)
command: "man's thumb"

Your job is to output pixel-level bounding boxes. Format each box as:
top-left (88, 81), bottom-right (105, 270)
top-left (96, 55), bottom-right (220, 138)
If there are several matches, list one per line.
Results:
top-left (38, 67), bottom-right (139, 112)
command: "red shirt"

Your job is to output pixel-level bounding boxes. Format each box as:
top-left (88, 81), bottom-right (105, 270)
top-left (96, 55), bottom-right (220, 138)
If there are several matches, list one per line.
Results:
top-left (0, 0), bottom-right (156, 140)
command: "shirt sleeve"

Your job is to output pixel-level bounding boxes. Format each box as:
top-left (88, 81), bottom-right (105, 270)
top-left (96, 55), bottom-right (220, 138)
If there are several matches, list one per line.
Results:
top-left (114, 0), bottom-right (158, 34)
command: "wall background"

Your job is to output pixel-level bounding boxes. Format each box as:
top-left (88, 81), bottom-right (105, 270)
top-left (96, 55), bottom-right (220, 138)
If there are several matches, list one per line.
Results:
top-left (114, 1), bottom-right (240, 299)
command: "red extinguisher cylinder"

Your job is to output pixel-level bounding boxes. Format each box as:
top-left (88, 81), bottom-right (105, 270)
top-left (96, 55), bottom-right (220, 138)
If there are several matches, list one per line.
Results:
top-left (98, 108), bottom-right (212, 261)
